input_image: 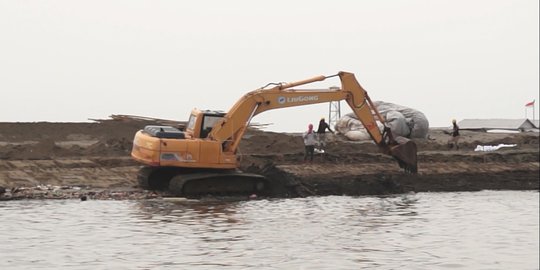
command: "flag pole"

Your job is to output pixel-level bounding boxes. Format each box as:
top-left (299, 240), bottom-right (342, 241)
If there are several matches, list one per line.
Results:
top-left (533, 100), bottom-right (536, 122)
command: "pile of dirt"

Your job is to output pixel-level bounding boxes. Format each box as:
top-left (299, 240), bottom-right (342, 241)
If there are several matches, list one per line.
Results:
top-left (82, 138), bottom-right (133, 157)
top-left (0, 121), bottom-right (146, 160)
top-left (0, 121), bottom-right (147, 142)
top-left (0, 138), bottom-right (134, 160)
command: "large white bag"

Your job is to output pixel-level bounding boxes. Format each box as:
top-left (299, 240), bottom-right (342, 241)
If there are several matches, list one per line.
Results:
top-left (335, 101), bottom-right (429, 141)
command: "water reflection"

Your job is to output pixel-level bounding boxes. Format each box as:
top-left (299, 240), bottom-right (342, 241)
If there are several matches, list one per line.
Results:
top-left (0, 191), bottom-right (537, 270)
top-left (135, 198), bottom-right (243, 225)
top-left (134, 193), bottom-right (421, 231)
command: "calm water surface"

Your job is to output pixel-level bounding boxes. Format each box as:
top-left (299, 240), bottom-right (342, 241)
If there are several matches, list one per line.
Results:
top-left (0, 190), bottom-right (538, 269)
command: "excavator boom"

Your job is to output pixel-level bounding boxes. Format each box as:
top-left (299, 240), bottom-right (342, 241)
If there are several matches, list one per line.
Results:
top-left (208, 71), bottom-right (417, 173)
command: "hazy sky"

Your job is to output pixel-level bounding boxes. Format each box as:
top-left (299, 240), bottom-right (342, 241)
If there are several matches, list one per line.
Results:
top-left (1, 0), bottom-right (538, 132)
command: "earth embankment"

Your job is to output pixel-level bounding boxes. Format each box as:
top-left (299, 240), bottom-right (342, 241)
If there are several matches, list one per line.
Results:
top-left (0, 121), bottom-right (538, 200)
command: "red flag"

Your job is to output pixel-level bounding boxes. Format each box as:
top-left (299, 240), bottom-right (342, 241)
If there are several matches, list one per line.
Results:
top-left (525, 100), bottom-right (535, 107)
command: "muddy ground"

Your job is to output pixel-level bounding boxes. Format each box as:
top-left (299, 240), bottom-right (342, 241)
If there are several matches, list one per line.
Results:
top-left (0, 120), bottom-right (538, 200)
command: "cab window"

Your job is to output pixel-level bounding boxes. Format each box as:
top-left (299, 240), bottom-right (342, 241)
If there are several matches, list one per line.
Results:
top-left (187, 114), bottom-right (196, 130)
top-left (201, 115), bottom-right (223, 138)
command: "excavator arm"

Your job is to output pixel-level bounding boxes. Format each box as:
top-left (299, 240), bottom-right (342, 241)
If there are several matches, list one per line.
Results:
top-left (208, 71), bottom-right (418, 173)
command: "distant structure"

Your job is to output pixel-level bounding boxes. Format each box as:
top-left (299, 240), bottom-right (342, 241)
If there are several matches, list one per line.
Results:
top-left (458, 119), bottom-right (538, 132)
top-left (328, 100), bottom-right (341, 129)
top-left (327, 86), bottom-right (342, 128)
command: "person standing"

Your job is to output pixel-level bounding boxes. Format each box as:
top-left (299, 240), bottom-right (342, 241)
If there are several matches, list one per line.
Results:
top-left (448, 119), bottom-right (460, 150)
top-left (316, 117), bottom-right (334, 151)
top-left (303, 123), bottom-right (317, 162)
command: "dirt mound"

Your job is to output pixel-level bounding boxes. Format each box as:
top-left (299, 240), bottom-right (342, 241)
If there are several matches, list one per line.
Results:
top-left (0, 139), bottom-right (71, 160)
top-left (0, 120), bottom-right (151, 160)
top-left (0, 121), bottom-right (148, 142)
top-left (83, 138), bottom-right (133, 157)
top-left (239, 130), bottom-right (305, 155)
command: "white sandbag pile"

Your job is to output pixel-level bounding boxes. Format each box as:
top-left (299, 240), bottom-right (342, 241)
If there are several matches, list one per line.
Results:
top-left (335, 101), bottom-right (429, 141)
top-left (335, 114), bottom-right (384, 141)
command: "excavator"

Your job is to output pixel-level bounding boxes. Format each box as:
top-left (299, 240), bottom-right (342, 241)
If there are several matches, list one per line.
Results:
top-left (131, 71), bottom-right (418, 196)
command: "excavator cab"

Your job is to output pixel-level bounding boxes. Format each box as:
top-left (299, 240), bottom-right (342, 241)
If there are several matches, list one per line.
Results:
top-left (185, 109), bottom-right (226, 139)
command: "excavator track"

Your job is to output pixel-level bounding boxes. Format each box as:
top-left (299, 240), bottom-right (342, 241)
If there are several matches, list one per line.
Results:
top-left (169, 172), bottom-right (268, 197)
top-left (137, 166), bottom-right (268, 197)
top-left (137, 166), bottom-right (178, 190)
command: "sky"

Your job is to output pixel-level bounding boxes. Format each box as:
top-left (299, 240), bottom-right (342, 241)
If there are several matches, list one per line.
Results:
top-left (1, 0), bottom-right (538, 132)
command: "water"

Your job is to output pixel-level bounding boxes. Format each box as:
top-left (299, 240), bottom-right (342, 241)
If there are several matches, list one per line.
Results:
top-left (0, 190), bottom-right (538, 269)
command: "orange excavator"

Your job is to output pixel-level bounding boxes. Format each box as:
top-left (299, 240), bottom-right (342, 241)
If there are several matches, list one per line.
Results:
top-left (131, 71), bottom-right (418, 196)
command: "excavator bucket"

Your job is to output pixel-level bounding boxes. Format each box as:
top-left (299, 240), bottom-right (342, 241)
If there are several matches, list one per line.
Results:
top-left (389, 136), bottom-right (418, 173)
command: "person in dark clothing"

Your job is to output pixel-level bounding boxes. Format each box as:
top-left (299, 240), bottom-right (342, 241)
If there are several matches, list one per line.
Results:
top-left (316, 117), bottom-right (334, 151)
top-left (447, 119), bottom-right (460, 150)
